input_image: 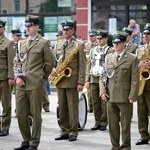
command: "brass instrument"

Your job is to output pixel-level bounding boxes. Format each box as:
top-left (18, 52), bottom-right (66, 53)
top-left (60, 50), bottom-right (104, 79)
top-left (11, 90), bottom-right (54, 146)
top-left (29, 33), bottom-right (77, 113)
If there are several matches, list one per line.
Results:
top-left (138, 46), bottom-right (150, 96)
top-left (50, 41), bottom-right (78, 85)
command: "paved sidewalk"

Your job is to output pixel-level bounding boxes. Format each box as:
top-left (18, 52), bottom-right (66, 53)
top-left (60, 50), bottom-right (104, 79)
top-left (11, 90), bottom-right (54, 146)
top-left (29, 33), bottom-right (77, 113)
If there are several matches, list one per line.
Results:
top-left (0, 92), bottom-right (150, 150)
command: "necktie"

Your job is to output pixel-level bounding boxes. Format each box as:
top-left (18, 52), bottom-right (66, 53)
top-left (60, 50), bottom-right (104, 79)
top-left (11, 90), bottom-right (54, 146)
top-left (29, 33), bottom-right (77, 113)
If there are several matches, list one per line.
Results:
top-left (62, 41), bottom-right (68, 61)
top-left (117, 55), bottom-right (120, 63)
top-left (29, 40), bottom-right (33, 46)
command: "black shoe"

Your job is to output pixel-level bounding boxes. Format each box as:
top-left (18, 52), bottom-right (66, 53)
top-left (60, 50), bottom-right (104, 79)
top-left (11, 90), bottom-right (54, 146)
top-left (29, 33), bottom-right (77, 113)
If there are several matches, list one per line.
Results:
top-left (55, 135), bottom-right (69, 140)
top-left (91, 125), bottom-right (100, 130)
top-left (14, 145), bottom-right (29, 150)
top-left (99, 126), bottom-right (107, 131)
top-left (0, 130), bottom-right (9, 136)
top-left (69, 135), bottom-right (77, 141)
top-left (27, 146), bottom-right (37, 150)
top-left (135, 139), bottom-right (148, 145)
top-left (44, 108), bottom-right (50, 112)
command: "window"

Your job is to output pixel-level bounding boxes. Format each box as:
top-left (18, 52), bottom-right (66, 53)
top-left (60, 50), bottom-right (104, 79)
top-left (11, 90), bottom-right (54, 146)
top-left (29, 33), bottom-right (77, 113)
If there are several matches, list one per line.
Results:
top-left (1, 9), bottom-right (8, 14)
top-left (14, 0), bottom-right (20, 12)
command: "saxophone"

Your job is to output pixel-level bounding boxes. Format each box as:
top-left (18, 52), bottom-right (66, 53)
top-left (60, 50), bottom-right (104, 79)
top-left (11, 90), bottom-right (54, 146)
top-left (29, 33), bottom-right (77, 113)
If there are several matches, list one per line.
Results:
top-left (50, 41), bottom-right (78, 85)
top-left (138, 46), bottom-right (150, 96)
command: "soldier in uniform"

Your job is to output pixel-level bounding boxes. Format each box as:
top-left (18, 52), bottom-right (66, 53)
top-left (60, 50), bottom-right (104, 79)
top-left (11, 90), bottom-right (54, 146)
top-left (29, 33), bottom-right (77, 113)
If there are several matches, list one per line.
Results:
top-left (122, 27), bottom-right (138, 54)
top-left (0, 19), bottom-right (15, 136)
top-left (14, 15), bottom-right (54, 150)
top-left (51, 19), bottom-right (86, 141)
top-left (100, 31), bottom-right (139, 150)
top-left (85, 29), bottom-right (97, 113)
top-left (86, 29), bottom-right (113, 131)
top-left (56, 30), bottom-right (63, 40)
top-left (135, 23), bottom-right (150, 145)
top-left (11, 29), bottom-right (22, 94)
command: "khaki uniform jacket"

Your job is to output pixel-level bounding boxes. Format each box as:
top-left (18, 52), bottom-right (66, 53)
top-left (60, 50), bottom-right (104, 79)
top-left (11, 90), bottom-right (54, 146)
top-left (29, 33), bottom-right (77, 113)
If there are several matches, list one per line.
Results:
top-left (55, 38), bottom-right (86, 88)
top-left (14, 35), bottom-right (54, 90)
top-left (100, 51), bottom-right (139, 102)
top-left (85, 41), bottom-right (98, 55)
top-left (86, 45), bottom-right (114, 83)
top-left (125, 41), bottom-right (138, 54)
top-left (136, 44), bottom-right (150, 90)
top-left (0, 35), bottom-right (15, 80)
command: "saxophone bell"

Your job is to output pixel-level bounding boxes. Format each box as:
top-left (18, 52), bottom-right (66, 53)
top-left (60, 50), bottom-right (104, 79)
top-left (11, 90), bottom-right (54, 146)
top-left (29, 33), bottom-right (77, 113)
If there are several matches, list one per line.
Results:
top-left (64, 67), bottom-right (72, 77)
top-left (141, 70), bottom-right (150, 80)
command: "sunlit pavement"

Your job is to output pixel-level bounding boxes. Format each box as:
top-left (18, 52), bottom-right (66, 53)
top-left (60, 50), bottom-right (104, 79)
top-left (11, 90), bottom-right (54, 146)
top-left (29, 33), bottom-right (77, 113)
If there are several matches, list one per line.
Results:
top-left (0, 91), bottom-right (150, 150)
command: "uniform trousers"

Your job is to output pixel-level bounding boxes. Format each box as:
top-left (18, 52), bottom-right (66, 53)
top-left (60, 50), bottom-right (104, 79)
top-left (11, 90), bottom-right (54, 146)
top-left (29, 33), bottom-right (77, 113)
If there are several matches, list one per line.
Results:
top-left (87, 87), bottom-right (93, 111)
top-left (43, 84), bottom-right (50, 109)
top-left (57, 88), bottom-right (78, 137)
top-left (15, 89), bottom-right (43, 147)
top-left (137, 90), bottom-right (150, 141)
top-left (107, 102), bottom-right (132, 150)
top-left (91, 83), bottom-right (107, 126)
top-left (0, 80), bottom-right (11, 131)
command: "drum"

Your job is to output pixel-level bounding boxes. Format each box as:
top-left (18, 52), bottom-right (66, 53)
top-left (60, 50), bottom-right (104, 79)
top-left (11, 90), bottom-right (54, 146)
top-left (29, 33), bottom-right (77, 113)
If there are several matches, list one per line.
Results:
top-left (78, 92), bottom-right (87, 130)
top-left (56, 88), bottom-right (88, 130)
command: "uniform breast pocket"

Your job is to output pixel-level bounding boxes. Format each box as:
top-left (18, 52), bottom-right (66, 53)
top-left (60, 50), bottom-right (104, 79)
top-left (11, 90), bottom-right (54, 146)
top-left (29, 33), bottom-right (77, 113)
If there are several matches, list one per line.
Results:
top-left (29, 49), bottom-right (42, 59)
top-left (120, 65), bottom-right (130, 75)
top-left (0, 48), bottom-right (6, 56)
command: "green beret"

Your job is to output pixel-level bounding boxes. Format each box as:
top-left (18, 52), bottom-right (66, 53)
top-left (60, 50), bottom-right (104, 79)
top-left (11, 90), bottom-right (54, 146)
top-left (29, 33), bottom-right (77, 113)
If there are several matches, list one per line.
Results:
top-left (97, 29), bottom-right (108, 39)
top-left (56, 30), bottom-right (63, 36)
top-left (122, 27), bottom-right (133, 35)
top-left (112, 31), bottom-right (127, 43)
top-left (88, 29), bottom-right (97, 36)
top-left (11, 29), bottom-right (21, 36)
top-left (61, 19), bottom-right (75, 29)
top-left (25, 15), bottom-right (40, 27)
top-left (0, 19), bottom-right (6, 27)
top-left (143, 23), bottom-right (150, 34)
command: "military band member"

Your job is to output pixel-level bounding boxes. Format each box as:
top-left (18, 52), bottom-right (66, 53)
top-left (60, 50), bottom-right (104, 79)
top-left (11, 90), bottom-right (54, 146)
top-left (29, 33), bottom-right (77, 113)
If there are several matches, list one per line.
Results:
top-left (14, 15), bottom-right (54, 150)
top-left (86, 29), bottom-right (113, 131)
top-left (135, 23), bottom-right (150, 145)
top-left (100, 31), bottom-right (139, 150)
top-left (85, 29), bottom-right (98, 113)
top-left (51, 19), bottom-right (86, 141)
top-left (0, 19), bottom-right (15, 136)
top-left (122, 27), bottom-right (138, 54)
top-left (11, 29), bottom-right (22, 94)
top-left (56, 30), bottom-right (63, 40)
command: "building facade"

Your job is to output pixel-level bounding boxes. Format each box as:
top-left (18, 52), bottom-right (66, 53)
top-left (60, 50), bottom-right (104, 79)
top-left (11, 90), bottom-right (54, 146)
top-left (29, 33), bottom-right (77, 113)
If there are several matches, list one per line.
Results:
top-left (0, 0), bottom-right (150, 43)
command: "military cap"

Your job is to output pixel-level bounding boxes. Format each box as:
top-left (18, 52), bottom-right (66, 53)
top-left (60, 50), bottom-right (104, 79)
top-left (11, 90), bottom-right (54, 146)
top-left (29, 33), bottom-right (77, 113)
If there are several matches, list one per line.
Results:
top-left (97, 29), bottom-right (108, 39)
top-left (122, 27), bottom-right (133, 35)
top-left (61, 19), bottom-right (75, 29)
top-left (56, 30), bottom-right (63, 36)
top-left (25, 15), bottom-right (40, 27)
top-left (143, 23), bottom-right (150, 34)
top-left (11, 29), bottom-right (22, 36)
top-left (0, 18), bottom-right (6, 27)
top-left (112, 31), bottom-right (127, 43)
top-left (88, 29), bottom-right (97, 36)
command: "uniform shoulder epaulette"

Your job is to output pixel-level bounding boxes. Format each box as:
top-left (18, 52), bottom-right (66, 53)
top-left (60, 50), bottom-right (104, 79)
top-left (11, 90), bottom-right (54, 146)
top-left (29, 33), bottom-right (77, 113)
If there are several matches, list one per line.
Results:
top-left (126, 51), bottom-right (136, 57)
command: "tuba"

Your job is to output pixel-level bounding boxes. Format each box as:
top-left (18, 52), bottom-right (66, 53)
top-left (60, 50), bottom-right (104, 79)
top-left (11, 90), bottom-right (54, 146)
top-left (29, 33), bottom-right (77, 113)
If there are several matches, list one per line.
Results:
top-left (138, 46), bottom-right (150, 96)
top-left (50, 41), bottom-right (78, 85)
